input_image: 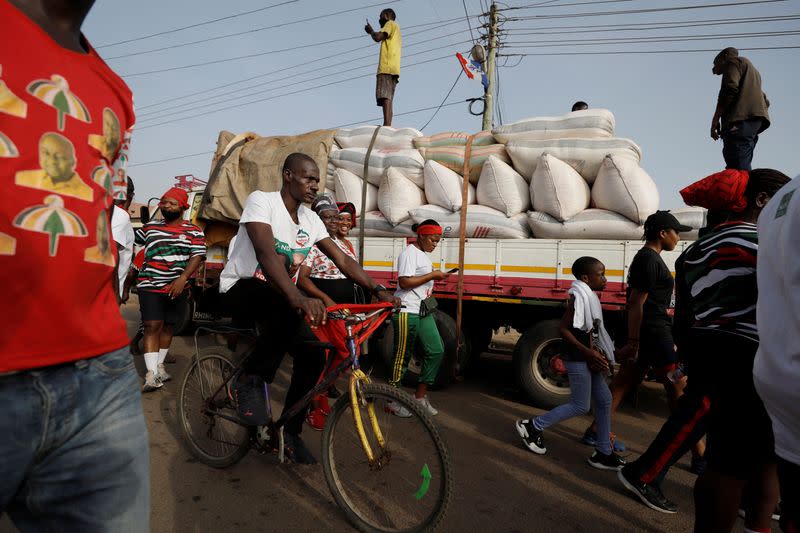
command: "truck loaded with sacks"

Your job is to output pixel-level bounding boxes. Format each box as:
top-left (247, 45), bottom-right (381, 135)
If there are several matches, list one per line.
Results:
top-left (195, 109), bottom-right (706, 409)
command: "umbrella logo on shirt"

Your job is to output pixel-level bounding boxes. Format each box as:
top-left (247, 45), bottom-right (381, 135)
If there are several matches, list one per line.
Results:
top-left (14, 194), bottom-right (88, 256)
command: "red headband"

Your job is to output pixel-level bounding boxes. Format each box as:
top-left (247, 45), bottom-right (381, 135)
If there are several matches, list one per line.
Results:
top-left (161, 187), bottom-right (190, 209)
top-left (417, 225), bottom-right (443, 236)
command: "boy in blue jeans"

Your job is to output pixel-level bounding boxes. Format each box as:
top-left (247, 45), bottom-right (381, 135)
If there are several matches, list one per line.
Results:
top-left (516, 257), bottom-right (625, 471)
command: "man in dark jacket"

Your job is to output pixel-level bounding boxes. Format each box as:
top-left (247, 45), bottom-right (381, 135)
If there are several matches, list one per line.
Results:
top-left (710, 47), bottom-right (770, 171)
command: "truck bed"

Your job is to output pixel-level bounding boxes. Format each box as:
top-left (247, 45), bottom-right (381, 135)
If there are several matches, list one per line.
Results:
top-left (355, 237), bottom-right (689, 308)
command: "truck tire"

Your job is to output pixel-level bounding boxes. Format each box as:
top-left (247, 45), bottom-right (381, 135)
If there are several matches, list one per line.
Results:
top-left (514, 319), bottom-right (571, 408)
top-left (171, 297), bottom-right (194, 336)
top-left (377, 309), bottom-right (465, 389)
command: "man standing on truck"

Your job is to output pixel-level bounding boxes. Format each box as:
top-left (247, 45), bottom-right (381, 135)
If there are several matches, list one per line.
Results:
top-left (0, 0), bottom-right (149, 529)
top-left (365, 8), bottom-right (401, 126)
top-left (220, 153), bottom-right (396, 464)
top-left (135, 187), bottom-right (206, 392)
top-left (710, 47), bottom-right (770, 171)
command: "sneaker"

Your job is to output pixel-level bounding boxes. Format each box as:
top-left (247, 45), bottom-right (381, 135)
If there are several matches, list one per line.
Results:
top-left (588, 450), bottom-right (626, 471)
top-left (690, 455), bottom-right (707, 476)
top-left (284, 433), bottom-right (317, 465)
top-left (142, 371), bottom-right (163, 392)
top-left (515, 419), bottom-right (546, 455)
top-left (416, 396), bottom-right (438, 416)
top-left (385, 400), bottom-right (412, 418)
top-left (157, 364), bottom-right (172, 383)
top-left (618, 466), bottom-right (678, 514)
top-left (581, 428), bottom-right (626, 452)
top-left (230, 375), bottom-right (270, 426)
top-left (306, 408), bottom-right (326, 432)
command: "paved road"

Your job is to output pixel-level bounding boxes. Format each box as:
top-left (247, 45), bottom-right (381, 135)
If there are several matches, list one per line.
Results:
top-left (2, 299), bottom-right (712, 532)
top-left (124, 300), bottom-right (711, 533)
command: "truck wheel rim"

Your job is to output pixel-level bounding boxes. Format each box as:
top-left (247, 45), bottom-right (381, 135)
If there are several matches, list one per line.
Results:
top-left (531, 339), bottom-right (570, 395)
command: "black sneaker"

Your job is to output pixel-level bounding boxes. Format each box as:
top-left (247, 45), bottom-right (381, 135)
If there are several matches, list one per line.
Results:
top-left (588, 450), bottom-right (626, 471)
top-left (618, 466), bottom-right (678, 514)
top-left (515, 419), bottom-right (546, 455)
top-left (690, 455), bottom-right (707, 475)
top-left (230, 374), bottom-right (270, 426)
top-left (284, 433), bottom-right (317, 465)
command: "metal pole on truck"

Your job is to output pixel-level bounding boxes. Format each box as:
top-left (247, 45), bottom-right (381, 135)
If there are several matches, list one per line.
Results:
top-left (357, 126), bottom-right (382, 264)
top-left (481, 2), bottom-right (498, 131)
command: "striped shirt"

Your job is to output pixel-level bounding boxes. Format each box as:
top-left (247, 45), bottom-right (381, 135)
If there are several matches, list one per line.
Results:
top-left (135, 221), bottom-right (206, 292)
top-left (302, 237), bottom-right (357, 280)
top-left (683, 221), bottom-right (758, 341)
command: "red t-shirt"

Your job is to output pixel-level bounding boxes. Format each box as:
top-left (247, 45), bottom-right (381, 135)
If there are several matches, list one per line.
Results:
top-left (0, 0), bottom-right (135, 372)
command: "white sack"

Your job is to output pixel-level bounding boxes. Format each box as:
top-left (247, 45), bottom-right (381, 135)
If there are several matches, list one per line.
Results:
top-left (492, 109), bottom-right (615, 143)
top-left (477, 155), bottom-right (530, 216)
top-left (333, 168), bottom-right (377, 213)
top-left (329, 147), bottom-right (424, 187)
top-left (334, 126), bottom-right (422, 150)
top-left (527, 209), bottom-right (644, 240)
top-left (409, 204), bottom-right (531, 239)
top-left (506, 138), bottom-right (642, 183)
top-left (531, 154), bottom-right (591, 222)
top-left (378, 168), bottom-right (427, 225)
top-left (592, 155), bottom-right (659, 225)
top-left (423, 160), bottom-right (476, 212)
top-left (358, 211), bottom-right (415, 237)
top-left (671, 207), bottom-right (707, 240)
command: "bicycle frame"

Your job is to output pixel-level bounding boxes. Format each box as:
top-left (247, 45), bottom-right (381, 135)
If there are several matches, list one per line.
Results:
top-left (193, 303), bottom-right (396, 467)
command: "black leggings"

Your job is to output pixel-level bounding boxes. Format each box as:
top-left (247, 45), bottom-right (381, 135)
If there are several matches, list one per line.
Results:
top-left (227, 279), bottom-right (326, 436)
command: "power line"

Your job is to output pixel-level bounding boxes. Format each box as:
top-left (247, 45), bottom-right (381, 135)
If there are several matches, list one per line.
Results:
top-left (135, 40), bottom-right (472, 123)
top-left (503, 0), bottom-right (634, 10)
top-left (462, 0), bottom-right (476, 42)
top-left (95, 0), bottom-right (298, 49)
top-left (499, 44), bottom-right (800, 57)
top-left (504, 30), bottom-right (800, 47)
top-left (135, 54), bottom-right (456, 130)
top-left (419, 70), bottom-right (463, 131)
top-left (505, 14), bottom-right (800, 35)
top-left (128, 151), bottom-right (215, 168)
top-left (503, 0), bottom-right (787, 20)
top-left (102, 1), bottom-right (408, 60)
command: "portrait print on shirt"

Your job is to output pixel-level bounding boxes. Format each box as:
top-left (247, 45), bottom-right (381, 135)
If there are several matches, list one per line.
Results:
top-left (84, 210), bottom-right (115, 266)
top-left (15, 132), bottom-right (93, 201)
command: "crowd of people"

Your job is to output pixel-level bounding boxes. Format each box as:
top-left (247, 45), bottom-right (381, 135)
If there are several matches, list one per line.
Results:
top-left (1, 1), bottom-right (797, 532)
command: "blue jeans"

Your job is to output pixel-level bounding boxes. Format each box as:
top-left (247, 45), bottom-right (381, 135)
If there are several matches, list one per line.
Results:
top-left (533, 360), bottom-right (613, 455)
top-left (0, 348), bottom-right (150, 532)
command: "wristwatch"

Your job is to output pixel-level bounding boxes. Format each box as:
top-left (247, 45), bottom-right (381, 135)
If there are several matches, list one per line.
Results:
top-left (371, 284), bottom-right (388, 295)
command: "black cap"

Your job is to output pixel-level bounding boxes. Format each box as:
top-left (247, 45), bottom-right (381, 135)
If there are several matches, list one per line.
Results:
top-left (644, 210), bottom-right (693, 233)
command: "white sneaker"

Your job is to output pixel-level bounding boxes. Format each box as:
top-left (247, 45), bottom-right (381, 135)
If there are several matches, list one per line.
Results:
top-left (157, 364), bottom-right (172, 383)
top-left (416, 396), bottom-right (438, 416)
top-left (385, 400), bottom-right (412, 418)
top-left (142, 371), bottom-right (163, 392)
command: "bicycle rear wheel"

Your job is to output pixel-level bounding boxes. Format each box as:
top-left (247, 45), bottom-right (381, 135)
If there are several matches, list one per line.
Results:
top-left (178, 347), bottom-right (252, 468)
top-left (322, 382), bottom-right (453, 532)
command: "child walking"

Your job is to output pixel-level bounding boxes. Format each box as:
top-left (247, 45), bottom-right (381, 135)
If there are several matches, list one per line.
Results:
top-left (515, 256), bottom-right (625, 471)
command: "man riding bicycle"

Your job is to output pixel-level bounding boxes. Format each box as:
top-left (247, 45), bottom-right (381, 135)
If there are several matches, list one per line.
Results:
top-left (219, 153), bottom-right (395, 464)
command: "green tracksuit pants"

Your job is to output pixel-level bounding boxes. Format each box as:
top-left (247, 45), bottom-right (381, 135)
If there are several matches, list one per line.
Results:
top-left (390, 312), bottom-right (445, 387)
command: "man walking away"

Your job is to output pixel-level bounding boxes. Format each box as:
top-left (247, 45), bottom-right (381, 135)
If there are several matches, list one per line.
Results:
top-left (710, 47), bottom-right (770, 171)
top-left (0, 1), bottom-right (149, 530)
top-left (365, 8), bottom-right (401, 126)
top-left (113, 177), bottom-right (135, 302)
top-left (754, 176), bottom-right (800, 533)
top-left (135, 187), bottom-right (205, 391)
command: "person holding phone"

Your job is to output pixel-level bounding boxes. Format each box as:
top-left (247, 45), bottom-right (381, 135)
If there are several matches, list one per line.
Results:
top-left (364, 8), bottom-right (401, 126)
top-left (386, 219), bottom-right (449, 417)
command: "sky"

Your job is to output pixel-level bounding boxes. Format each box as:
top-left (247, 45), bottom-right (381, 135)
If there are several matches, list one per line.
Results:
top-left (84, 0), bottom-right (800, 208)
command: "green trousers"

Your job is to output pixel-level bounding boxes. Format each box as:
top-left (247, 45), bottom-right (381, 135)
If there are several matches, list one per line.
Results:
top-left (390, 312), bottom-right (445, 387)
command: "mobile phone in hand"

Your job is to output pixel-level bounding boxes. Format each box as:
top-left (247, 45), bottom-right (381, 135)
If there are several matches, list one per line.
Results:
top-left (447, 267), bottom-right (460, 274)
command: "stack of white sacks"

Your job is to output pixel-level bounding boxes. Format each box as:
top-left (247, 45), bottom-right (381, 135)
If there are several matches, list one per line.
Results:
top-left (325, 110), bottom-right (705, 240)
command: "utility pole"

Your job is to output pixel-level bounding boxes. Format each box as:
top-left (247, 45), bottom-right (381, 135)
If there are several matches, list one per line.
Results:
top-left (482, 2), bottom-right (498, 131)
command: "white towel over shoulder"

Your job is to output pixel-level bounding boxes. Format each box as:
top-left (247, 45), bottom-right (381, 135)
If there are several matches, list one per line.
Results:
top-left (569, 280), bottom-right (616, 363)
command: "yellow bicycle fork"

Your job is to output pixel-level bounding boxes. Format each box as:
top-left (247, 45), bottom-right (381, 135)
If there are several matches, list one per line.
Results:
top-left (349, 369), bottom-right (387, 467)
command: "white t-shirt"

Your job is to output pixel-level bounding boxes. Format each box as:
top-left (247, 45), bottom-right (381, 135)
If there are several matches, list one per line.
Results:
top-left (220, 191), bottom-right (328, 293)
top-left (754, 177), bottom-right (800, 465)
top-left (111, 205), bottom-right (134, 297)
top-left (394, 244), bottom-right (434, 314)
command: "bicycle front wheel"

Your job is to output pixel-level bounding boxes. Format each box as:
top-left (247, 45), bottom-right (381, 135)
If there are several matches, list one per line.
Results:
top-left (322, 382), bottom-right (453, 533)
top-left (178, 347), bottom-right (252, 468)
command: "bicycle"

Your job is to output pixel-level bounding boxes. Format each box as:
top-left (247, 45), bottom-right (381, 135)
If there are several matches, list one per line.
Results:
top-left (178, 302), bottom-right (454, 533)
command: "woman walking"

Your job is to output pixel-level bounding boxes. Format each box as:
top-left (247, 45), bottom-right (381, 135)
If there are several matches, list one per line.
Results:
top-left (386, 219), bottom-right (451, 417)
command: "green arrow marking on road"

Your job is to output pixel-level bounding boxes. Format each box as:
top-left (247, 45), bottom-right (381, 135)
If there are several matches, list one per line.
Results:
top-left (414, 464), bottom-right (432, 501)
